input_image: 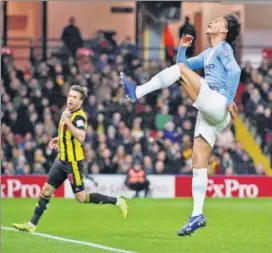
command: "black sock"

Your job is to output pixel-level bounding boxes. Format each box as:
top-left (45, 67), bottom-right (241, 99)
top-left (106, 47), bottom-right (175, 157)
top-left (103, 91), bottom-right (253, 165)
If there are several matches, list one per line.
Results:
top-left (30, 194), bottom-right (51, 225)
top-left (87, 193), bottom-right (117, 205)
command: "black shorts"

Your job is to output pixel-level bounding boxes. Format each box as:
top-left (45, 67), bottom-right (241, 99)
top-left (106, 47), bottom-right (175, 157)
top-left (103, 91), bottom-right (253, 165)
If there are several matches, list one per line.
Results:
top-left (47, 159), bottom-right (85, 193)
top-left (126, 181), bottom-right (150, 191)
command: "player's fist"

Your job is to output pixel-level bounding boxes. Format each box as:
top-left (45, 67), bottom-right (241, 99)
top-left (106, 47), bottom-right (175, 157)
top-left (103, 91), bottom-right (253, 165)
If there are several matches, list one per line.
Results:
top-left (49, 137), bottom-right (58, 150)
top-left (62, 109), bottom-right (71, 124)
top-left (227, 102), bottom-right (238, 122)
top-left (179, 34), bottom-right (194, 48)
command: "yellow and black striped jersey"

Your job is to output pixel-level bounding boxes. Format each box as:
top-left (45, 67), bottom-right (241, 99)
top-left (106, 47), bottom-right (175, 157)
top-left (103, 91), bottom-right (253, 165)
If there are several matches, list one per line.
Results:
top-left (58, 108), bottom-right (87, 162)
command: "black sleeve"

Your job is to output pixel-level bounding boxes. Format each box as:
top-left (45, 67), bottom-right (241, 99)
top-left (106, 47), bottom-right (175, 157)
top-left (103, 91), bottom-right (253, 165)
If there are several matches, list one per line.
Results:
top-left (72, 115), bottom-right (86, 130)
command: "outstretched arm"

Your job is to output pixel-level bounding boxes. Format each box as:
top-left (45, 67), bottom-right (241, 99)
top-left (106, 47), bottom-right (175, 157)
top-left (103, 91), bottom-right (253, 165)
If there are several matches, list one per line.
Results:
top-left (177, 46), bottom-right (204, 70)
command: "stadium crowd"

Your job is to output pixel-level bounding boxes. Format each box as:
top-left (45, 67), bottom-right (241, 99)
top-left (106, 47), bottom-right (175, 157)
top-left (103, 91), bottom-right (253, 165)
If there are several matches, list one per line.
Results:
top-left (1, 29), bottom-right (271, 177)
top-left (239, 59), bottom-right (272, 166)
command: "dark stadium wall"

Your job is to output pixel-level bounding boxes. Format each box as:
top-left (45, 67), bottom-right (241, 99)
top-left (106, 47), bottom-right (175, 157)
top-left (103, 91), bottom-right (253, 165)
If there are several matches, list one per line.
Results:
top-left (47, 2), bottom-right (136, 42)
top-left (7, 1), bottom-right (42, 38)
top-left (6, 1), bottom-right (42, 69)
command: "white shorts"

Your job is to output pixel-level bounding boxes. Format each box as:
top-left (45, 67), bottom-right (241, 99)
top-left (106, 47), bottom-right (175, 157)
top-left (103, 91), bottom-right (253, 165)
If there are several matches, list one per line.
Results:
top-left (193, 78), bottom-right (231, 148)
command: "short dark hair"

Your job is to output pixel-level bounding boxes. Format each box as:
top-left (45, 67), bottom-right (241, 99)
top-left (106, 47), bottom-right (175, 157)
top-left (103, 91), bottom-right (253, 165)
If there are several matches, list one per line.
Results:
top-left (70, 85), bottom-right (88, 100)
top-left (224, 14), bottom-right (241, 49)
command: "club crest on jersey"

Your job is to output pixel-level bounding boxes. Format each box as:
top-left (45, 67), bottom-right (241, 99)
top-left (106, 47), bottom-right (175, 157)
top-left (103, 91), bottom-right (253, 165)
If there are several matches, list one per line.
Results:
top-left (76, 120), bottom-right (85, 127)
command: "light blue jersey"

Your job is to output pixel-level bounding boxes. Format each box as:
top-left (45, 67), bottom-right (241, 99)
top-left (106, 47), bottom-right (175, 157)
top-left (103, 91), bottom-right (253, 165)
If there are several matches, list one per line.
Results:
top-left (177, 41), bottom-right (241, 105)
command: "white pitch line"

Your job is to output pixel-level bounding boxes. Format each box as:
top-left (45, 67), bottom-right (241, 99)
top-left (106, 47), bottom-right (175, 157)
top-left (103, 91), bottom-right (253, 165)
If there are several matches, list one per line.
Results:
top-left (2, 226), bottom-right (139, 253)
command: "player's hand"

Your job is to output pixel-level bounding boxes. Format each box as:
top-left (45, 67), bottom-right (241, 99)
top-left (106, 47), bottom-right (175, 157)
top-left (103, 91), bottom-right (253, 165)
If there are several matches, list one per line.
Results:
top-left (49, 137), bottom-right (58, 150)
top-left (62, 109), bottom-right (71, 124)
top-left (228, 102), bottom-right (238, 122)
top-left (179, 34), bottom-right (194, 48)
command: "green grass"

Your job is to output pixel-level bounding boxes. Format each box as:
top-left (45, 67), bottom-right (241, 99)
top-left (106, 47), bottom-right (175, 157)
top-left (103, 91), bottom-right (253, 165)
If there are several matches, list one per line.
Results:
top-left (2, 198), bottom-right (272, 253)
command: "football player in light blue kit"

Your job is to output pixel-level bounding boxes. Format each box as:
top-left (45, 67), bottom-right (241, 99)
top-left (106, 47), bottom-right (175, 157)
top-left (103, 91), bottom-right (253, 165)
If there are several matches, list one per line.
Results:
top-left (120, 14), bottom-right (241, 236)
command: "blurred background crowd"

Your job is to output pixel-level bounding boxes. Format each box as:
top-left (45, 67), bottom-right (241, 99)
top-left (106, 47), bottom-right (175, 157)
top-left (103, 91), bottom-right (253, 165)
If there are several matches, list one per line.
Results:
top-left (1, 17), bottom-right (272, 177)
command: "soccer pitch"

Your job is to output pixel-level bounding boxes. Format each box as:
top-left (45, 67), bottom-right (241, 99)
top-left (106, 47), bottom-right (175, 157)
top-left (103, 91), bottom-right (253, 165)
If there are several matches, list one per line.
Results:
top-left (2, 198), bottom-right (272, 253)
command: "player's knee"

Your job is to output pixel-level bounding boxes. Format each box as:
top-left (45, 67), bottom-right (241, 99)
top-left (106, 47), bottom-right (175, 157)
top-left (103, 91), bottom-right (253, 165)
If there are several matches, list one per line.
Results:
top-left (41, 184), bottom-right (54, 197)
top-left (178, 63), bottom-right (188, 73)
top-left (75, 193), bottom-right (87, 203)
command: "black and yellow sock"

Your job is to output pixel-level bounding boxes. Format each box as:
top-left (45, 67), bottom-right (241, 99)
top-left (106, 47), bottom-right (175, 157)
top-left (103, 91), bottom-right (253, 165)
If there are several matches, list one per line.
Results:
top-left (86, 193), bottom-right (117, 205)
top-left (30, 194), bottom-right (51, 225)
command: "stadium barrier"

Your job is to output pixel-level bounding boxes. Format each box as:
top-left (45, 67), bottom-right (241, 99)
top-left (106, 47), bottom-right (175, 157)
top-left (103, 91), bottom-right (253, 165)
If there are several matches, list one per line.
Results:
top-left (1, 175), bottom-right (272, 199)
top-left (1, 176), bottom-right (64, 198)
top-left (175, 176), bottom-right (272, 198)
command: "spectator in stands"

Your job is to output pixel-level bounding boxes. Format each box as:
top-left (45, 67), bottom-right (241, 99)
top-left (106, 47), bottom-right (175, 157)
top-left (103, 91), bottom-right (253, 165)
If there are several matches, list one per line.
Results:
top-left (240, 60), bottom-right (253, 84)
top-left (265, 67), bottom-right (272, 84)
top-left (132, 143), bottom-right (143, 164)
top-left (156, 105), bottom-right (172, 130)
top-left (232, 141), bottom-right (246, 162)
top-left (154, 160), bottom-right (165, 174)
top-left (244, 88), bottom-right (264, 118)
top-left (173, 105), bottom-right (187, 127)
top-left (119, 155), bottom-right (133, 174)
top-left (143, 156), bottom-right (153, 174)
top-left (119, 36), bottom-right (138, 58)
top-left (216, 127), bottom-right (235, 150)
top-left (61, 17), bottom-right (83, 57)
top-left (90, 164), bottom-right (100, 175)
top-left (98, 148), bottom-right (114, 174)
top-left (181, 134), bottom-right (192, 167)
top-left (179, 16), bottom-right (196, 57)
top-left (225, 167), bottom-right (235, 176)
top-left (3, 161), bottom-right (15, 176)
top-left (131, 117), bottom-right (144, 142)
top-left (221, 152), bottom-right (234, 174)
top-left (258, 58), bottom-right (269, 76)
top-left (236, 153), bottom-right (256, 175)
top-left (255, 163), bottom-right (265, 175)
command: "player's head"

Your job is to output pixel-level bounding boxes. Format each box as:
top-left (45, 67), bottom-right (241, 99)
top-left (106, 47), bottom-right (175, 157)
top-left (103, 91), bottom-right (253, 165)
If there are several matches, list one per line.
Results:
top-left (67, 85), bottom-right (87, 111)
top-left (69, 16), bottom-right (76, 25)
top-left (133, 160), bottom-right (142, 171)
top-left (224, 14), bottom-right (241, 47)
top-left (206, 14), bottom-right (240, 46)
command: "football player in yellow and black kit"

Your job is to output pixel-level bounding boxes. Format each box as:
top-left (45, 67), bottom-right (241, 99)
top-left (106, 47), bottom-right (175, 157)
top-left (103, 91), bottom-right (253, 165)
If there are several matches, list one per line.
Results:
top-left (13, 85), bottom-right (128, 232)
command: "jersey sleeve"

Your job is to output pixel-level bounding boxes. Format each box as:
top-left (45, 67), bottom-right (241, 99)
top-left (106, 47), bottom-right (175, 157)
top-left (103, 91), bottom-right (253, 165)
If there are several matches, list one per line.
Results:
top-left (217, 43), bottom-right (241, 105)
top-left (72, 115), bottom-right (87, 130)
top-left (176, 46), bottom-right (204, 70)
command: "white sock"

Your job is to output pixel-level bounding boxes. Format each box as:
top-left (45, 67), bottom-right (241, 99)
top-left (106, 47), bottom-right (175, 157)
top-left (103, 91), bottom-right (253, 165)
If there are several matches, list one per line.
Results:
top-left (28, 221), bottom-right (36, 227)
top-left (135, 64), bottom-right (180, 99)
top-left (192, 168), bottom-right (208, 217)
